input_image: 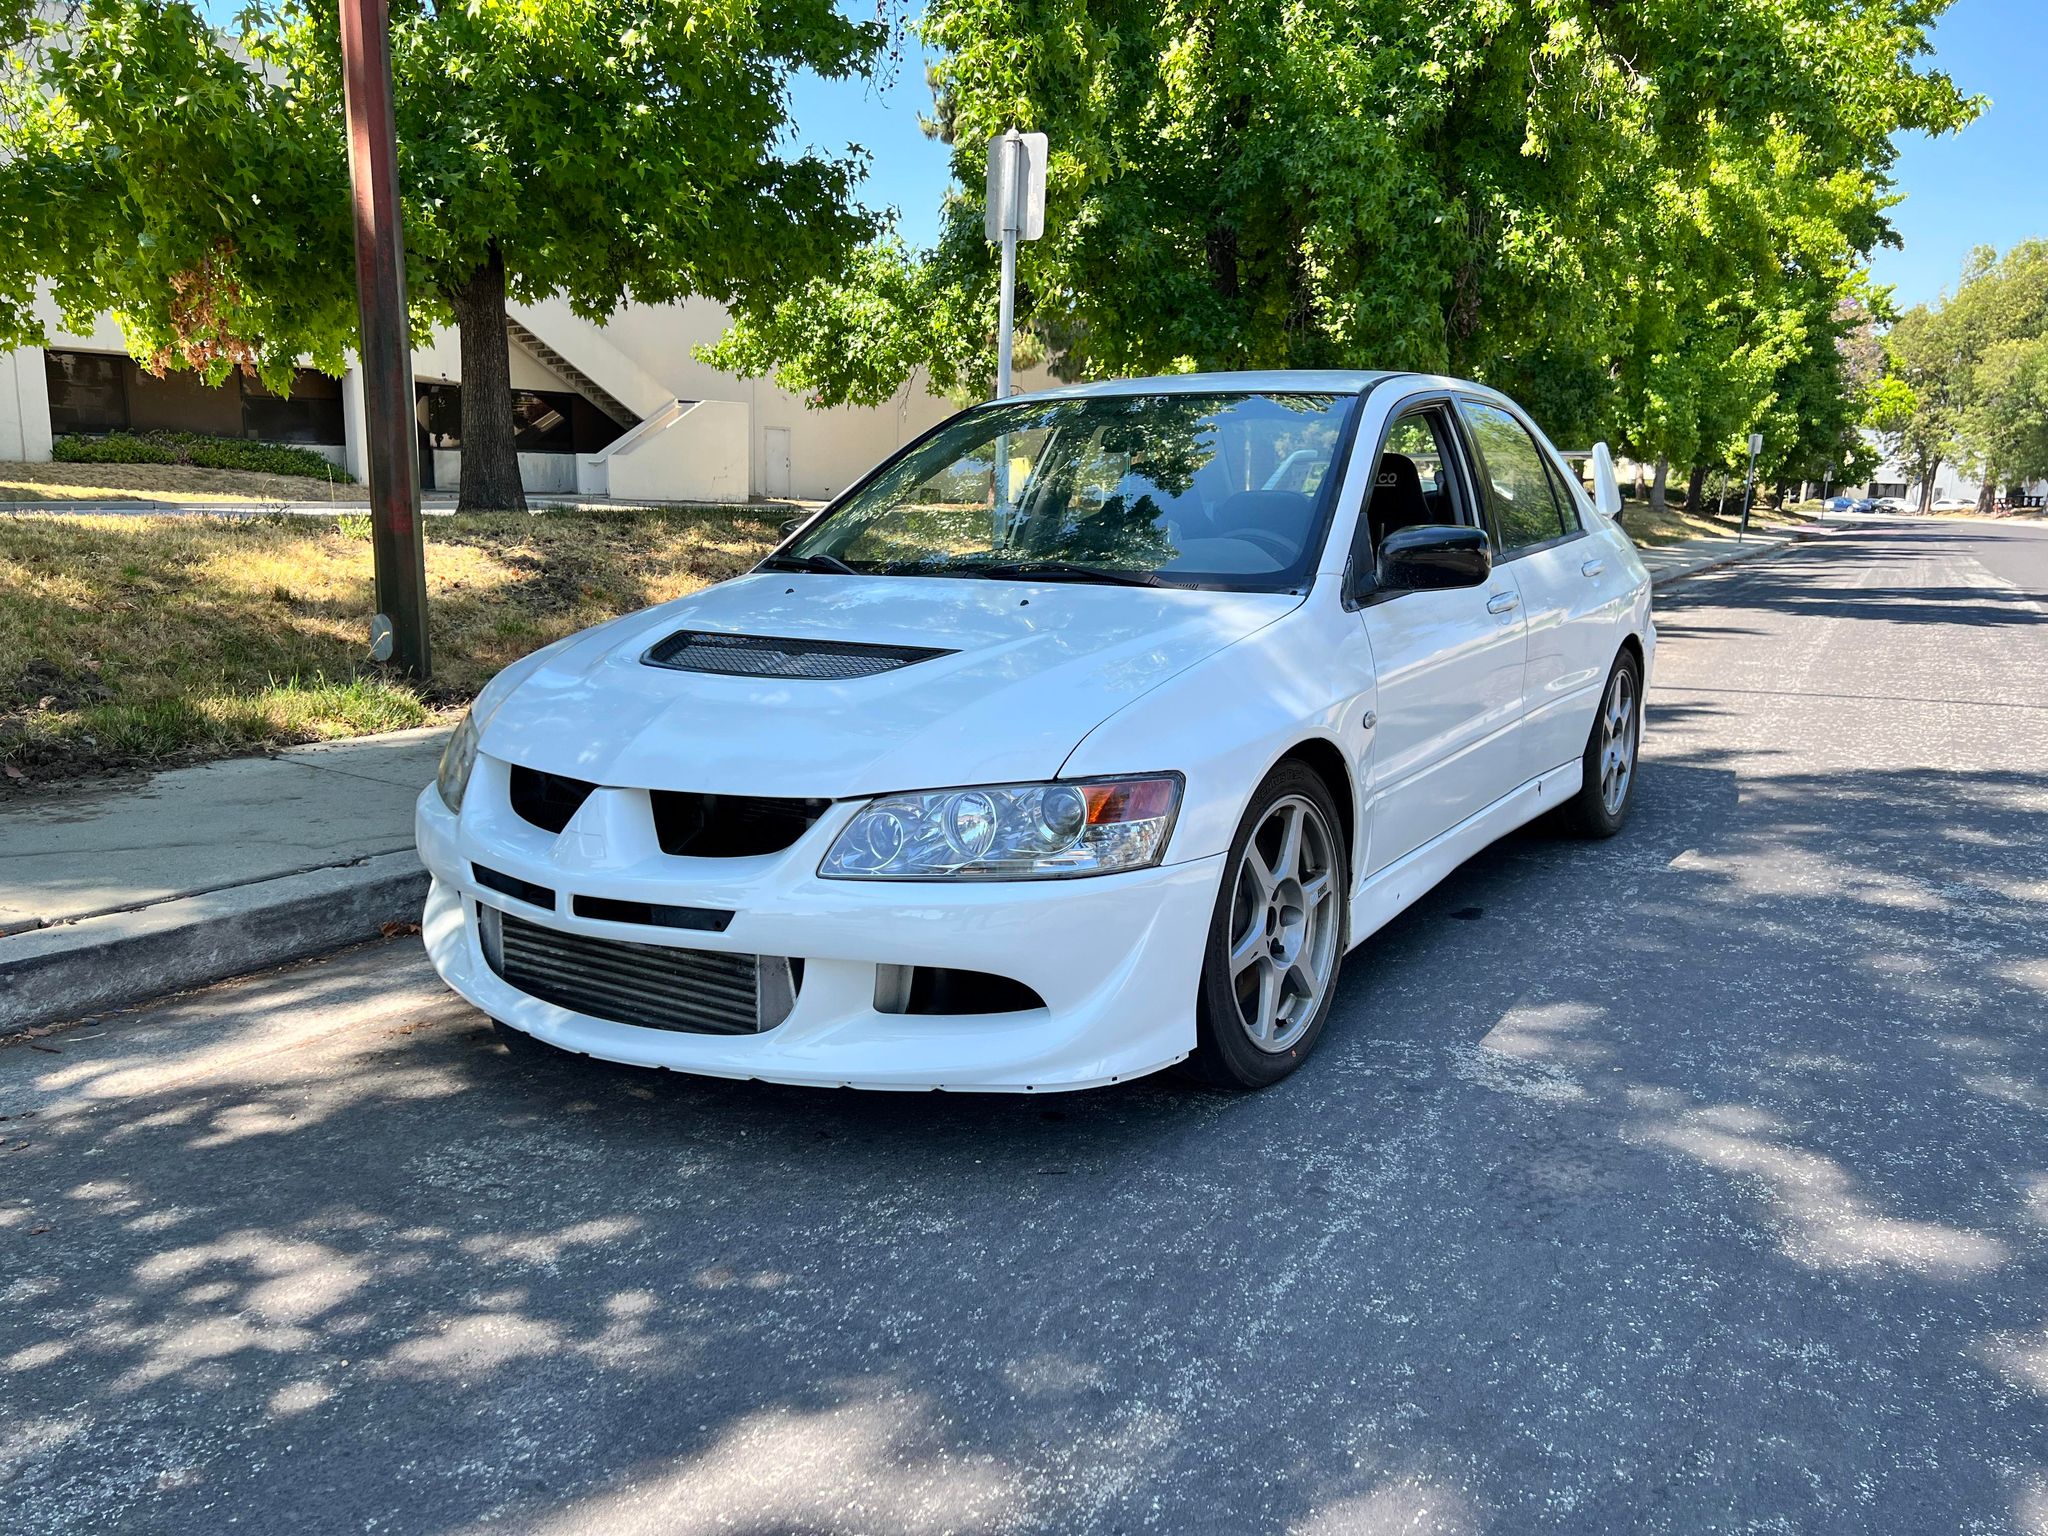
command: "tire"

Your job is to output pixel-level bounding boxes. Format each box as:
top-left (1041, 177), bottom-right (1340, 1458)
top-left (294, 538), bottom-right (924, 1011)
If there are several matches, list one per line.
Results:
top-left (1184, 762), bottom-right (1350, 1090)
top-left (1562, 648), bottom-right (1643, 838)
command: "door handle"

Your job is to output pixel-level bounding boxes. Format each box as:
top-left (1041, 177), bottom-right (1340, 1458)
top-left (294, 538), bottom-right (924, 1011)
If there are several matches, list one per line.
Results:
top-left (1486, 591), bottom-right (1520, 615)
top-left (1581, 558), bottom-right (1606, 577)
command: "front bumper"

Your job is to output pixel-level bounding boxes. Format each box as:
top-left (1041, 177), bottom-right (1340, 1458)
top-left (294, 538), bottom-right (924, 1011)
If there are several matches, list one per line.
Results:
top-left (416, 781), bottom-right (1223, 1092)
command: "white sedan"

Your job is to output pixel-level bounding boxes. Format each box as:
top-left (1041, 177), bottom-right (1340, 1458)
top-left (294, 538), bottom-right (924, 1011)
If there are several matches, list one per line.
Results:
top-left (418, 372), bottom-right (1654, 1092)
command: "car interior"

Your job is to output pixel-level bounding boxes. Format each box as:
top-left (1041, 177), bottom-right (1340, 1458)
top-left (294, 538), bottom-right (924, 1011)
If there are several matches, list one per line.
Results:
top-left (1360, 409), bottom-right (1472, 564)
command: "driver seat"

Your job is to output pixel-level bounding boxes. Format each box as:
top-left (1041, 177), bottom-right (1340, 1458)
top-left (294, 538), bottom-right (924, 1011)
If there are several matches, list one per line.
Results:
top-left (1367, 453), bottom-right (1433, 551)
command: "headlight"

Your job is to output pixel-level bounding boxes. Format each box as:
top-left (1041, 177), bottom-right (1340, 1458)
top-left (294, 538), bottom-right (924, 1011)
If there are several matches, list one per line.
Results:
top-left (435, 706), bottom-right (483, 814)
top-left (434, 662), bottom-right (529, 815)
top-left (820, 775), bottom-right (1181, 880)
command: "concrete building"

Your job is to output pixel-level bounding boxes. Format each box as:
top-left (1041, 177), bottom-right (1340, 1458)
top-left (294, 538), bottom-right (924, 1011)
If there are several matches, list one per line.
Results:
top-left (1843, 429), bottom-right (2045, 508)
top-left (4, 291), bottom-right (973, 503)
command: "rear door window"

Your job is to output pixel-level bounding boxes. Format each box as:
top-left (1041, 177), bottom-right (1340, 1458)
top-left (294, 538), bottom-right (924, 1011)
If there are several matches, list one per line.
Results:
top-left (1458, 400), bottom-right (1572, 552)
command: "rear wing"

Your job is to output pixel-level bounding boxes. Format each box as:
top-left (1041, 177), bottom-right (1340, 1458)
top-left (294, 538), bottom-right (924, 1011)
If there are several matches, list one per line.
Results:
top-left (1558, 444), bottom-right (1626, 520)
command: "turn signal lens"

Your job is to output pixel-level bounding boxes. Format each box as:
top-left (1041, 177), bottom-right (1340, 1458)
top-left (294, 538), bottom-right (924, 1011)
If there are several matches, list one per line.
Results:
top-left (820, 775), bottom-right (1182, 880)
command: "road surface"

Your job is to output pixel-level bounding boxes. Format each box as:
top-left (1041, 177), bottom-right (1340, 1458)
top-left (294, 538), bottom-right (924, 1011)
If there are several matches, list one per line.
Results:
top-left (5, 519), bottom-right (2047, 1534)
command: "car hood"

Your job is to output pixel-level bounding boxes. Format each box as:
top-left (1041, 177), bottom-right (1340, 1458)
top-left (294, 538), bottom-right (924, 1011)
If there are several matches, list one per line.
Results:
top-left (480, 573), bottom-right (1300, 796)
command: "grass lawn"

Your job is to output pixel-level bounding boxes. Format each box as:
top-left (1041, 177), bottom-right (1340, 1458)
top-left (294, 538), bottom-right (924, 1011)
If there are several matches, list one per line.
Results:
top-left (1616, 494), bottom-right (1818, 547)
top-left (0, 503), bottom-right (783, 788)
top-left (0, 459), bottom-right (361, 505)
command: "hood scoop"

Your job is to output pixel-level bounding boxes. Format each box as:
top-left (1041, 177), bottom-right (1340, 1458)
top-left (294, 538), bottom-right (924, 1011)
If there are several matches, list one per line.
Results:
top-left (641, 630), bottom-right (954, 681)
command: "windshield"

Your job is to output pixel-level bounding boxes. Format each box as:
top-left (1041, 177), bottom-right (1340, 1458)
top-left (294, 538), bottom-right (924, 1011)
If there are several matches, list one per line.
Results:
top-left (781, 391), bottom-right (1358, 590)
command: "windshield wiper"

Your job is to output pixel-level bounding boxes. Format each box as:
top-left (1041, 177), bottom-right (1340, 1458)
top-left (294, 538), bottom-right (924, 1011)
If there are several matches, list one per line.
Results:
top-left (759, 551), bottom-right (860, 576)
top-left (973, 561), bottom-right (1163, 588)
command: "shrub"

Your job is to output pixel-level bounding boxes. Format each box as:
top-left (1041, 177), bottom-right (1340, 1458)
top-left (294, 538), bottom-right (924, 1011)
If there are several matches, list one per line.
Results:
top-left (53, 431), bottom-right (355, 483)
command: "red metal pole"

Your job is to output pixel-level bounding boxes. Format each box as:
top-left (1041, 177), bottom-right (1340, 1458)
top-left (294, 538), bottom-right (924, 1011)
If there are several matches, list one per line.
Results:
top-left (338, 0), bottom-right (430, 678)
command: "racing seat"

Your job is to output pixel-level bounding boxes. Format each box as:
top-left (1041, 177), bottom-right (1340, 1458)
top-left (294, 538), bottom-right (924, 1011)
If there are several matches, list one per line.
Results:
top-left (1367, 452), bottom-right (1434, 551)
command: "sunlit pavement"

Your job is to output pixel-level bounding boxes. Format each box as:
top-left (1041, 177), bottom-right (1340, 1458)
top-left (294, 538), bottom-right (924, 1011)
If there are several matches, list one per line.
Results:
top-left (5, 521), bottom-right (2047, 1535)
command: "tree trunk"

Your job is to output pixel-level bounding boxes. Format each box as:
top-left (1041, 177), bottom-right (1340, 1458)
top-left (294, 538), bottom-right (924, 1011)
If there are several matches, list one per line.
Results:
top-left (1917, 467), bottom-right (1937, 514)
top-left (1649, 456), bottom-right (1670, 516)
top-left (443, 245), bottom-right (528, 514)
top-left (1978, 466), bottom-right (1998, 516)
top-left (1685, 462), bottom-right (1707, 510)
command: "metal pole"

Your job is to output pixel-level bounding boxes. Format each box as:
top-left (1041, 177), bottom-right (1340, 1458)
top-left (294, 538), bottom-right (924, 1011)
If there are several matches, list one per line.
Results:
top-left (1737, 441), bottom-right (1760, 543)
top-left (994, 130), bottom-right (1019, 402)
top-left (991, 131), bottom-right (1020, 544)
top-left (339, 0), bottom-right (429, 678)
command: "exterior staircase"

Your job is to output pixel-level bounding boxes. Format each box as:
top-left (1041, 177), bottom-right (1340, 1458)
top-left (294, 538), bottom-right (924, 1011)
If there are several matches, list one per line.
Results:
top-left (504, 316), bottom-right (639, 428)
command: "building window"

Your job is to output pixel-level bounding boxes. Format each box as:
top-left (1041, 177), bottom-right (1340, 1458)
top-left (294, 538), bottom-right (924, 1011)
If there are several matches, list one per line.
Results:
top-left (415, 382), bottom-right (624, 455)
top-left (243, 371), bottom-right (345, 444)
top-left (44, 350), bottom-right (348, 446)
top-left (1868, 482), bottom-right (1908, 500)
top-left (45, 351), bottom-right (128, 434)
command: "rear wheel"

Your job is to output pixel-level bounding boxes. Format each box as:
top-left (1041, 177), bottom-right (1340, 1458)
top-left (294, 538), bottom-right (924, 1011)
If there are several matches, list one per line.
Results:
top-left (1562, 649), bottom-right (1642, 837)
top-left (1185, 763), bottom-right (1349, 1089)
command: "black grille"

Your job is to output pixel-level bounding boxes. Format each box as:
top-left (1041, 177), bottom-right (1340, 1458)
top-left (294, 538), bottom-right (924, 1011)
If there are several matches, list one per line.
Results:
top-left (473, 864), bottom-right (555, 910)
top-left (651, 791), bottom-right (831, 858)
top-left (571, 895), bottom-right (734, 933)
top-left (487, 911), bottom-right (772, 1035)
top-left (642, 630), bottom-right (952, 680)
top-left (509, 765), bottom-right (596, 833)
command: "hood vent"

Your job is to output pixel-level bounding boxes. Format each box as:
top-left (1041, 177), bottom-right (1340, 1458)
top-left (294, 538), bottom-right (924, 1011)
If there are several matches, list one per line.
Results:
top-left (642, 630), bottom-right (953, 681)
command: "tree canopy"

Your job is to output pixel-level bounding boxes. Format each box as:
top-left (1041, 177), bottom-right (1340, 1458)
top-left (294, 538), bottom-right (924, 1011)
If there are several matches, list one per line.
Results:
top-left (0, 0), bottom-right (886, 508)
top-left (1878, 241), bottom-right (2048, 509)
top-left (708, 0), bottom-right (1976, 497)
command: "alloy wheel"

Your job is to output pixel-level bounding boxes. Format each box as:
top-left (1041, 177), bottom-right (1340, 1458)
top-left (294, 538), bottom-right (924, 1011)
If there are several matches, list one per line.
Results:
top-left (1226, 795), bottom-right (1341, 1053)
top-left (1599, 668), bottom-right (1638, 816)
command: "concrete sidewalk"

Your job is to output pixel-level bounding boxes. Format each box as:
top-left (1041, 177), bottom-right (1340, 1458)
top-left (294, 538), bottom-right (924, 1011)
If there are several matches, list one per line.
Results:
top-left (0, 729), bottom-right (448, 1029)
top-left (0, 525), bottom-right (1817, 1032)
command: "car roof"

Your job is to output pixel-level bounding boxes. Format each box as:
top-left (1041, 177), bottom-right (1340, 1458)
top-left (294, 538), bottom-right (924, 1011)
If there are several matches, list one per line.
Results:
top-left (1008, 369), bottom-right (1524, 410)
top-left (1015, 369), bottom-right (1403, 400)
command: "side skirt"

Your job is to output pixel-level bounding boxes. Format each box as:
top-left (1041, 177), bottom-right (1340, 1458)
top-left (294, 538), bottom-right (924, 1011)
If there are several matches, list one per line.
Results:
top-left (1346, 762), bottom-right (1582, 950)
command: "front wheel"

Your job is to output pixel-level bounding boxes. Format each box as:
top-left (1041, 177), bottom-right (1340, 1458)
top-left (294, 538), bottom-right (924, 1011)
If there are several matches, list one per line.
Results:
top-left (1563, 649), bottom-right (1643, 837)
top-left (1184, 763), bottom-right (1349, 1090)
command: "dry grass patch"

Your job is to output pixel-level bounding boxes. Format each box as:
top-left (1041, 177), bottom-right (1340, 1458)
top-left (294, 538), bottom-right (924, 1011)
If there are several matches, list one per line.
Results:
top-left (0, 503), bottom-right (781, 786)
top-left (1616, 496), bottom-right (1817, 548)
top-left (0, 459), bottom-right (358, 505)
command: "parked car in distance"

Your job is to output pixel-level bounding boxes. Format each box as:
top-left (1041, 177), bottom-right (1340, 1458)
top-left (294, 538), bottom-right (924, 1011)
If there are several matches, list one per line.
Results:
top-left (1933, 496), bottom-right (1976, 512)
top-left (1876, 497), bottom-right (1910, 513)
top-left (1821, 496), bottom-right (1860, 513)
top-left (418, 372), bottom-right (1655, 1092)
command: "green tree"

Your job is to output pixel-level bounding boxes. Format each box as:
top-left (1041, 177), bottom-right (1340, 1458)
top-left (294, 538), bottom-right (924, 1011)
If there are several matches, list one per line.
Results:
top-left (1879, 243), bottom-right (2048, 510)
top-left (709, 0), bottom-right (1974, 466)
top-left (0, 0), bottom-right (884, 509)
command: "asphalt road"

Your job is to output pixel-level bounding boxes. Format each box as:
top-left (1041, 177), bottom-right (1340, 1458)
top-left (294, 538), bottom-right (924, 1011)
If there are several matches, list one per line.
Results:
top-left (5, 519), bottom-right (2047, 1535)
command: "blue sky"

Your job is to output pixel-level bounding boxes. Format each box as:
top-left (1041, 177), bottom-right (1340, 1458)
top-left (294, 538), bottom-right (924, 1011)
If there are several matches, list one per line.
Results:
top-left (785, 0), bottom-right (2044, 311)
top-left (1864, 0), bottom-right (2048, 308)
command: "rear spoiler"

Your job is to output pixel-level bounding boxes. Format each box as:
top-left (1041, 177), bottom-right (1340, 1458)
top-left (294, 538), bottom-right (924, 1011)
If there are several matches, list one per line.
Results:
top-left (1560, 444), bottom-right (1626, 519)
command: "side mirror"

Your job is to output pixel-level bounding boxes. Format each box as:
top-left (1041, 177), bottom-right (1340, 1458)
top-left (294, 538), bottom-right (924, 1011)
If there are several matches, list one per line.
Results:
top-left (1376, 524), bottom-right (1492, 592)
top-left (1590, 442), bottom-right (1624, 519)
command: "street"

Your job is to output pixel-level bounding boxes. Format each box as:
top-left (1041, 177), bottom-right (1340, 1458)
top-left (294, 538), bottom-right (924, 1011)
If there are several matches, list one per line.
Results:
top-left (4, 520), bottom-right (2046, 1534)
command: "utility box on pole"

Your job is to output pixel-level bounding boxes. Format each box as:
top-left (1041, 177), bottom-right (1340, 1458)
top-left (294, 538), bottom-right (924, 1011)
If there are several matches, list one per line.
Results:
top-left (985, 129), bottom-right (1047, 402)
top-left (339, 0), bottom-right (430, 678)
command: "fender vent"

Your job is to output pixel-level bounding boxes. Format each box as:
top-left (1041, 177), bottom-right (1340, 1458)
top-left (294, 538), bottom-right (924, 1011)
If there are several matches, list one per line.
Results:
top-left (642, 630), bottom-right (952, 681)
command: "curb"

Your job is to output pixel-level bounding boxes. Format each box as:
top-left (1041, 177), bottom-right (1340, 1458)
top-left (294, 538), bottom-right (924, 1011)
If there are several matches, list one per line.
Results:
top-left (1645, 535), bottom-right (1793, 588)
top-left (0, 850), bottom-right (427, 1035)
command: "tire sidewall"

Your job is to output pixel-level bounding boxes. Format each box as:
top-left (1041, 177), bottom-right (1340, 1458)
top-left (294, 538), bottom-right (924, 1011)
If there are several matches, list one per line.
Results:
top-left (1192, 762), bottom-right (1350, 1089)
